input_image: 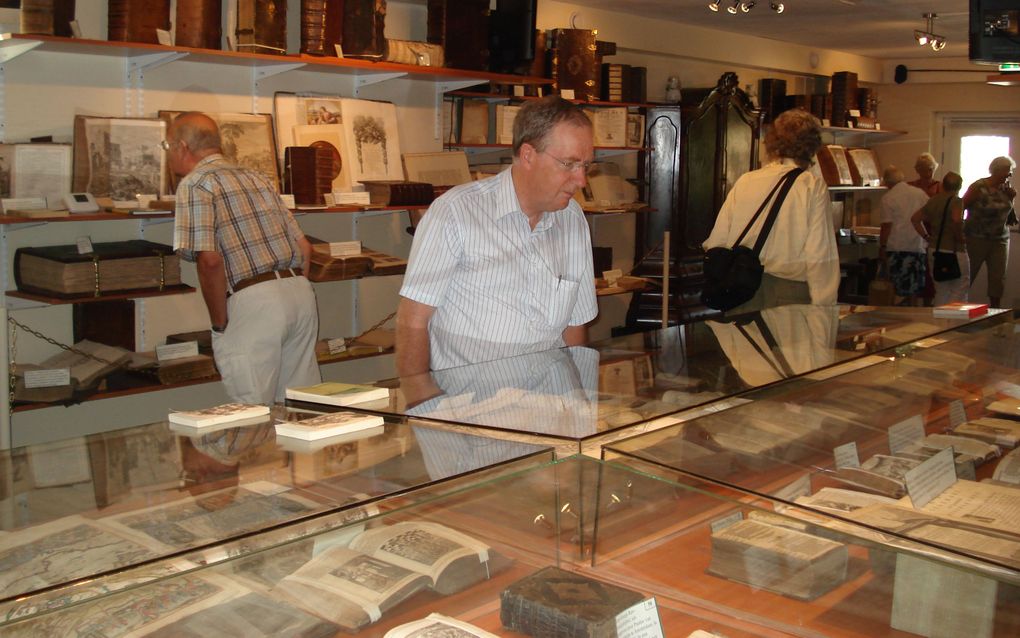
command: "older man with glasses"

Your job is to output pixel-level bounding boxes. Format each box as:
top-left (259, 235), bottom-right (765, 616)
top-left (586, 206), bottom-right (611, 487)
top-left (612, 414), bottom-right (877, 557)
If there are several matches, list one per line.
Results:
top-left (395, 96), bottom-right (598, 378)
top-left (166, 112), bottom-right (320, 405)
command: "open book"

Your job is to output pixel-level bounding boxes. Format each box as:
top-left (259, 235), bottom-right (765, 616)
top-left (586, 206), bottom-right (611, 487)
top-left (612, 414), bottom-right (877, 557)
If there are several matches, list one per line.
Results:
top-left (384, 613), bottom-right (499, 638)
top-left (272, 522), bottom-right (494, 631)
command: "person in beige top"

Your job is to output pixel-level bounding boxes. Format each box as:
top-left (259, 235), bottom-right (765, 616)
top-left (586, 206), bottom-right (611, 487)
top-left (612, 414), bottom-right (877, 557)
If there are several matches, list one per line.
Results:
top-left (911, 172), bottom-right (968, 306)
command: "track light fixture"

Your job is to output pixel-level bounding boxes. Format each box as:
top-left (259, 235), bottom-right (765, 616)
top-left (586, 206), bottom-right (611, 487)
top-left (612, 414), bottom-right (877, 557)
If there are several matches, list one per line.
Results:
top-left (914, 13), bottom-right (947, 52)
top-left (708, 0), bottom-right (784, 14)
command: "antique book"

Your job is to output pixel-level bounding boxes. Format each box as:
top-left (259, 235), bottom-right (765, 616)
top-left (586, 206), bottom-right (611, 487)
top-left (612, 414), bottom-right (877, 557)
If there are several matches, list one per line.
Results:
top-left (829, 71), bottom-right (858, 128)
top-left (284, 146), bottom-right (333, 206)
top-left (359, 180), bottom-right (435, 206)
top-left (236, 0), bottom-right (287, 54)
top-left (307, 244), bottom-right (374, 281)
top-left (385, 613), bottom-right (499, 638)
top-left (20, 0), bottom-right (76, 38)
top-left (300, 0), bottom-right (343, 56)
top-left (169, 403), bottom-right (271, 429)
top-left (831, 454), bottom-right (920, 499)
top-left (31, 339), bottom-right (133, 392)
top-left (708, 518), bottom-right (848, 601)
top-left (384, 39), bottom-right (444, 66)
top-left (587, 107), bottom-right (628, 148)
top-left (758, 78), bottom-right (787, 124)
top-left (166, 330), bottom-right (213, 355)
top-left (495, 104), bottom-right (521, 146)
top-left (916, 479), bottom-right (1020, 535)
top-left (903, 433), bottom-right (1001, 467)
top-left (627, 66), bottom-right (647, 103)
top-left (363, 247), bottom-right (408, 275)
top-left (108, 0), bottom-right (171, 44)
top-left (459, 99), bottom-right (490, 145)
top-left (0, 143), bottom-right (72, 205)
top-left (846, 148), bottom-right (880, 187)
top-left (601, 63), bottom-right (628, 102)
top-left (286, 381), bottom-right (389, 407)
top-left (794, 487), bottom-right (900, 515)
top-left (274, 522), bottom-right (493, 630)
top-left (175, 0), bottom-right (221, 49)
top-left (342, 0), bottom-right (386, 58)
top-left (953, 418), bottom-right (1020, 449)
top-left (426, 0), bottom-right (491, 70)
top-left (815, 145), bottom-right (854, 186)
top-left (155, 354), bottom-right (219, 385)
top-left (932, 302), bottom-right (989, 319)
top-left (274, 410), bottom-right (384, 441)
top-left (500, 566), bottom-right (645, 638)
top-left (548, 28), bottom-right (599, 102)
top-left (14, 240), bottom-right (182, 298)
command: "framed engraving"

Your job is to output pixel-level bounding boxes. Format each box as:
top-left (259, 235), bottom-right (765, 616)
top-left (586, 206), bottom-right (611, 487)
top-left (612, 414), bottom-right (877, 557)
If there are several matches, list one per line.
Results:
top-left (72, 116), bottom-right (166, 199)
top-left (340, 98), bottom-right (404, 183)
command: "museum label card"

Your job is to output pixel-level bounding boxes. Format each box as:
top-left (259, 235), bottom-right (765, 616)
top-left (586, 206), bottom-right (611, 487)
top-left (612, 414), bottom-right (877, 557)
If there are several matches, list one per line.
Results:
top-left (327, 338), bottom-right (347, 355)
top-left (24, 368), bottom-right (71, 388)
top-left (76, 236), bottom-right (93, 254)
top-left (948, 400), bottom-right (967, 428)
top-left (615, 598), bottom-right (664, 638)
top-left (888, 415), bottom-right (925, 453)
top-left (561, 89), bottom-right (576, 100)
top-left (156, 341), bottom-right (199, 362)
top-left (833, 441), bottom-right (860, 469)
top-left (279, 194), bottom-right (296, 208)
top-left (904, 447), bottom-right (957, 508)
top-left (710, 511), bottom-right (743, 534)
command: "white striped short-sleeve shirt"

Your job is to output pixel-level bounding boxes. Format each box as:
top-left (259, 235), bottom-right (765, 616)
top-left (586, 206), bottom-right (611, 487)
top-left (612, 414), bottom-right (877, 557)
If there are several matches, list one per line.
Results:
top-left (400, 167), bottom-right (598, 370)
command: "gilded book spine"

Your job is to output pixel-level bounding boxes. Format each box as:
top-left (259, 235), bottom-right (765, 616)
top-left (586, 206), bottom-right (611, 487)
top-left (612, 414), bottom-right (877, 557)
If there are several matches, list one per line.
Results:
top-left (175, 0), bottom-right (222, 50)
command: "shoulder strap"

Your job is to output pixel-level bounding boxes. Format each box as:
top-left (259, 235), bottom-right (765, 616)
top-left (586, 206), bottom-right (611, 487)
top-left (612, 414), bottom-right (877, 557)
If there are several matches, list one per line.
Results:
top-left (750, 167), bottom-right (804, 256)
top-left (733, 171), bottom-right (792, 247)
top-left (933, 196), bottom-right (953, 251)
top-left (734, 316), bottom-right (795, 379)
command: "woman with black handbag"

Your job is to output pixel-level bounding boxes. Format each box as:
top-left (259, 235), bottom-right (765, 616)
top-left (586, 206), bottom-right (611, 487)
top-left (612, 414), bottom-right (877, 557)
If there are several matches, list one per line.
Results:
top-left (911, 172), bottom-right (968, 306)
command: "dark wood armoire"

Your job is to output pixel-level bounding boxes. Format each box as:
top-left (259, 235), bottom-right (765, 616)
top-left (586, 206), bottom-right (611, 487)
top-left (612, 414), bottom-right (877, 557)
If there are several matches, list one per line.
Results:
top-left (626, 72), bottom-right (763, 331)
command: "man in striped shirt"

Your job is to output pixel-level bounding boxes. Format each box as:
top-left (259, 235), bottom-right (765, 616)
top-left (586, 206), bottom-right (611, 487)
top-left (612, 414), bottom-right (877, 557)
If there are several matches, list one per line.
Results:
top-left (396, 96), bottom-right (599, 376)
top-left (169, 112), bottom-right (321, 404)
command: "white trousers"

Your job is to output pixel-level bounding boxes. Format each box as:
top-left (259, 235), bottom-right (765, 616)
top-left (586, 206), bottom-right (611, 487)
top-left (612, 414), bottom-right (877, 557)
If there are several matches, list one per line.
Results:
top-left (211, 275), bottom-right (321, 404)
top-left (931, 250), bottom-right (971, 307)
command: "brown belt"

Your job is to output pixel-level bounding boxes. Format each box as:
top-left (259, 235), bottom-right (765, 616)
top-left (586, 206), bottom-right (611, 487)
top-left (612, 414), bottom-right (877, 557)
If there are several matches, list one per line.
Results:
top-left (231, 268), bottom-right (303, 294)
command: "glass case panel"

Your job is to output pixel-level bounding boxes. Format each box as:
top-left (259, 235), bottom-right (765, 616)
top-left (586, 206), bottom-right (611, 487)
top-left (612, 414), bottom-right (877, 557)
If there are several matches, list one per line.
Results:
top-left (326, 306), bottom-right (1010, 457)
top-left (0, 405), bottom-right (552, 613)
top-left (5, 456), bottom-right (1018, 637)
top-left (605, 311), bottom-right (1020, 577)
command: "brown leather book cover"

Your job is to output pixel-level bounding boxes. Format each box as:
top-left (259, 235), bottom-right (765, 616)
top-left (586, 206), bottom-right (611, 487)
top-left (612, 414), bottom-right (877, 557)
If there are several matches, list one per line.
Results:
top-left (427, 0), bottom-right (489, 70)
top-left (301, 0), bottom-right (344, 56)
top-left (342, 0), bottom-right (385, 58)
top-left (829, 71), bottom-right (858, 127)
top-left (816, 145), bottom-right (854, 186)
top-left (548, 28), bottom-right (598, 102)
top-left (284, 147), bottom-right (319, 206)
top-left (20, 0), bottom-right (76, 37)
top-left (108, 0), bottom-right (171, 44)
top-left (359, 181), bottom-right (435, 206)
top-left (236, 0), bottom-right (288, 54)
top-left (175, 0), bottom-right (221, 49)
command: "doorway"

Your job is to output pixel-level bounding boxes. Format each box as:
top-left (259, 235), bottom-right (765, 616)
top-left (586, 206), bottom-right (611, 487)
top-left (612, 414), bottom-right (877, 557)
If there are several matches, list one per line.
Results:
top-left (936, 115), bottom-right (1020, 308)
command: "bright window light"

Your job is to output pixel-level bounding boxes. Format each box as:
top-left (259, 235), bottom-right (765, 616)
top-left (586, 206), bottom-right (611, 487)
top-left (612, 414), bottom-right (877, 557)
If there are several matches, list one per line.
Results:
top-left (960, 135), bottom-right (1009, 218)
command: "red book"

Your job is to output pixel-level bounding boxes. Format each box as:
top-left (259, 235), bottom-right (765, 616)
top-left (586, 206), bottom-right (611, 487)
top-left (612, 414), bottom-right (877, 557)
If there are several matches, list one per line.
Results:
top-left (932, 302), bottom-right (989, 319)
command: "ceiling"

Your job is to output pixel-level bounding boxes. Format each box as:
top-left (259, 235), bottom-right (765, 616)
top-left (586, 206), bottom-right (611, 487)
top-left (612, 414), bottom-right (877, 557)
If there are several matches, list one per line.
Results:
top-left (565, 0), bottom-right (973, 61)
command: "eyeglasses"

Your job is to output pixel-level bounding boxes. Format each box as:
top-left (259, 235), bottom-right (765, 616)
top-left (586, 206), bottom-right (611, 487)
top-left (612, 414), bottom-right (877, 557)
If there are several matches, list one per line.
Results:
top-left (160, 139), bottom-right (178, 151)
top-left (542, 151), bottom-right (594, 175)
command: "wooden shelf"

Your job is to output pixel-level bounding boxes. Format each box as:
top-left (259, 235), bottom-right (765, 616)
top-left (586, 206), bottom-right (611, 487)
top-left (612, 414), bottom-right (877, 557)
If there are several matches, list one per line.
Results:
top-left (446, 91), bottom-right (652, 108)
top-left (6, 284), bottom-right (195, 305)
top-left (447, 143), bottom-right (645, 153)
top-left (0, 212), bottom-right (174, 224)
top-left (0, 34), bottom-right (552, 86)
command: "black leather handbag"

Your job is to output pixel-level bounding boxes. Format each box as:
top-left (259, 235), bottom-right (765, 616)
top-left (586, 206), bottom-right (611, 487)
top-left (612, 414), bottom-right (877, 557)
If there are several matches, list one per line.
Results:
top-left (931, 197), bottom-right (961, 282)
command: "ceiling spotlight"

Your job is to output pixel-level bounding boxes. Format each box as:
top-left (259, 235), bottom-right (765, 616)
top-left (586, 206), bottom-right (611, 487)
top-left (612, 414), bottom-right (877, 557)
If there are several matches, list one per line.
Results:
top-left (770, 1), bottom-right (784, 12)
top-left (913, 13), bottom-right (946, 53)
top-left (741, 1), bottom-right (756, 12)
top-left (708, 1), bottom-right (720, 11)
top-left (914, 30), bottom-right (929, 46)
top-left (931, 37), bottom-right (946, 51)
top-left (727, 0), bottom-right (740, 14)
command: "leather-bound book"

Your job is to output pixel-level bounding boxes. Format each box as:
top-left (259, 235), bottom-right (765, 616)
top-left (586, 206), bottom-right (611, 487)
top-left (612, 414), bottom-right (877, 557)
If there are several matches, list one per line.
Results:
top-left (20, 0), bottom-right (76, 37)
top-left (500, 566), bottom-right (645, 637)
top-left (829, 71), bottom-right (858, 127)
top-left (342, 0), bottom-right (386, 58)
top-left (758, 78), bottom-right (787, 124)
top-left (301, 0), bottom-right (343, 56)
top-left (627, 66), bottom-right (647, 103)
top-left (108, 0), bottom-right (171, 44)
top-left (284, 147), bottom-right (318, 206)
top-left (359, 180), bottom-right (435, 206)
top-left (236, 0), bottom-right (288, 55)
top-left (427, 0), bottom-right (490, 70)
top-left (175, 0), bottom-right (221, 50)
top-left (548, 29), bottom-right (598, 102)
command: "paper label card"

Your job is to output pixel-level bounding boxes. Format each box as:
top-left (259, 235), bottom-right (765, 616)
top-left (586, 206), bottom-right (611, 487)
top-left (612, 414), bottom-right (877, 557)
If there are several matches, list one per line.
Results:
top-left (560, 89), bottom-right (576, 100)
top-left (709, 511), bottom-right (743, 534)
top-left (279, 194), bottom-right (296, 208)
top-left (24, 368), bottom-right (71, 389)
top-left (834, 441), bottom-right (860, 469)
top-left (615, 598), bottom-right (664, 638)
top-left (327, 338), bottom-right (348, 355)
top-left (156, 29), bottom-right (173, 46)
top-left (603, 268), bottom-right (624, 285)
top-left (948, 400), bottom-right (967, 429)
top-left (76, 236), bottom-right (94, 255)
top-left (156, 341), bottom-right (199, 362)
top-left (904, 447), bottom-right (957, 508)
top-left (513, 85), bottom-right (525, 97)
top-left (888, 415), bottom-right (925, 453)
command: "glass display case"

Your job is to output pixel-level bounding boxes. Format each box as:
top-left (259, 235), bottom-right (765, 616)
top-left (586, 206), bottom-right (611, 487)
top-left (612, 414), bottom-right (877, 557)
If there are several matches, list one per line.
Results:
top-left (0, 405), bottom-right (552, 619)
top-left (605, 308), bottom-right (1020, 584)
top-left (4, 455), bottom-right (1018, 637)
top-left (317, 305), bottom-right (1011, 456)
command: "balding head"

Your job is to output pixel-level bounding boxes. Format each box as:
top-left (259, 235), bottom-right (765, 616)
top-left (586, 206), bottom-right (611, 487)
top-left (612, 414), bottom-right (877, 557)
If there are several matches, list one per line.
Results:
top-left (883, 166), bottom-right (905, 187)
top-left (166, 112), bottom-right (222, 177)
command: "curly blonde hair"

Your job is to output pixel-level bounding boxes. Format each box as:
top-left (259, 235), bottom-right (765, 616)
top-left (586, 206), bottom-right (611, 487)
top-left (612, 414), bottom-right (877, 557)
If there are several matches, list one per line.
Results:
top-left (764, 109), bottom-right (822, 165)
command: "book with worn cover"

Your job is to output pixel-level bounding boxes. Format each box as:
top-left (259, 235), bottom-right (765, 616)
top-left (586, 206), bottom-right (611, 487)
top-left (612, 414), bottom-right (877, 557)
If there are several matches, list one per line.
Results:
top-left (342, 0), bottom-right (386, 58)
top-left (426, 0), bottom-right (490, 71)
top-left (175, 0), bottom-right (222, 49)
top-left (500, 565), bottom-right (645, 638)
top-left (236, 0), bottom-right (287, 54)
top-left (274, 410), bottom-right (384, 441)
top-left (284, 146), bottom-right (333, 206)
top-left (359, 180), bottom-right (435, 206)
top-left (169, 403), bottom-right (271, 429)
top-left (285, 381), bottom-right (389, 406)
top-left (300, 0), bottom-right (343, 56)
top-left (20, 0), bottom-right (76, 37)
top-left (108, 0), bottom-right (171, 44)
top-left (548, 28), bottom-right (599, 102)
top-left (708, 518), bottom-right (848, 601)
top-left (953, 418), bottom-right (1020, 449)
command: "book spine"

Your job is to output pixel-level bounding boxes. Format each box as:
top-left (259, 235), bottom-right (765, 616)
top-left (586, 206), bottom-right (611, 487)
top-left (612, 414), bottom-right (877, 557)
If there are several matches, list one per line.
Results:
top-left (549, 29), bottom-right (598, 102)
top-left (342, 0), bottom-right (386, 58)
top-left (300, 0), bottom-right (341, 56)
top-left (175, 0), bottom-right (222, 50)
top-left (20, 0), bottom-right (55, 36)
top-left (236, 0), bottom-right (287, 54)
top-left (108, 0), bottom-right (171, 44)
top-left (426, 0), bottom-right (490, 71)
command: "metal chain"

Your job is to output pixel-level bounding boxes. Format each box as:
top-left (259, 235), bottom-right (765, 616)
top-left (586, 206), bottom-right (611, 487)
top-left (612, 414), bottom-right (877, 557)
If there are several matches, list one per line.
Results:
top-left (8, 319), bottom-right (17, 414)
top-left (6, 316), bottom-right (122, 366)
top-left (345, 311), bottom-right (396, 348)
